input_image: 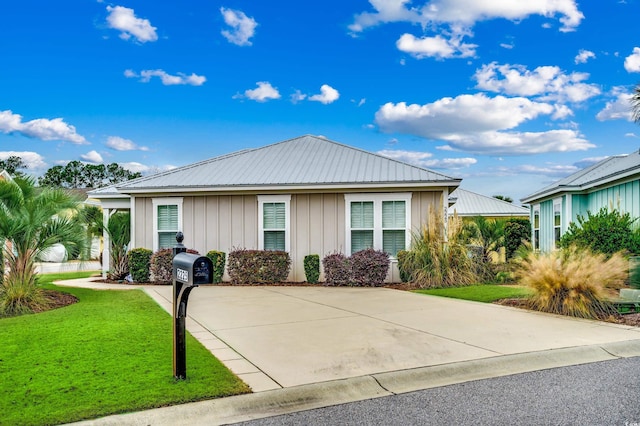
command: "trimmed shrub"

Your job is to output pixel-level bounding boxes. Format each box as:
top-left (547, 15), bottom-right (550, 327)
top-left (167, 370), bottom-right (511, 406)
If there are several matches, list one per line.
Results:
top-left (304, 254), bottom-right (320, 284)
top-left (150, 248), bottom-right (199, 284)
top-left (515, 245), bottom-right (626, 319)
top-left (322, 253), bottom-right (352, 286)
top-left (127, 248), bottom-right (152, 283)
top-left (504, 218), bottom-right (531, 260)
top-left (350, 249), bottom-right (389, 286)
top-left (206, 250), bottom-right (226, 283)
top-left (227, 249), bottom-right (291, 284)
top-left (559, 207), bottom-right (640, 255)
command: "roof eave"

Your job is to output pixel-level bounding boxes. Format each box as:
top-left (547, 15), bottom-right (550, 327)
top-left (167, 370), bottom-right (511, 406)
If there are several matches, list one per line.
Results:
top-left (116, 180), bottom-right (462, 195)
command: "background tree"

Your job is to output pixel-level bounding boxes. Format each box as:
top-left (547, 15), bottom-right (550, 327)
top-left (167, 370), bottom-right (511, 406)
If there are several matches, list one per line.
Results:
top-left (0, 176), bottom-right (87, 316)
top-left (0, 156), bottom-right (28, 178)
top-left (632, 84), bottom-right (640, 123)
top-left (493, 195), bottom-right (513, 203)
top-left (38, 161), bottom-right (142, 188)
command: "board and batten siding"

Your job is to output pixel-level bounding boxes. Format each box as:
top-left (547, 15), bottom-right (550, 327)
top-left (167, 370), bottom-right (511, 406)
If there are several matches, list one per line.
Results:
top-left (133, 190), bottom-right (445, 283)
top-left (585, 180), bottom-right (640, 224)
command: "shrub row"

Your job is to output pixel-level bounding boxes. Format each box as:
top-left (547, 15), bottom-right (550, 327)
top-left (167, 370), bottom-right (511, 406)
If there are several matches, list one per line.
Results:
top-left (227, 249), bottom-right (291, 284)
top-left (322, 248), bottom-right (390, 287)
top-left (126, 248), bottom-right (222, 284)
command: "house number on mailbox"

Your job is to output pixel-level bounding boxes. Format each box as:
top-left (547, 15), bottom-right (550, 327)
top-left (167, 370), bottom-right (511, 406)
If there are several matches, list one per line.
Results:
top-left (176, 268), bottom-right (189, 282)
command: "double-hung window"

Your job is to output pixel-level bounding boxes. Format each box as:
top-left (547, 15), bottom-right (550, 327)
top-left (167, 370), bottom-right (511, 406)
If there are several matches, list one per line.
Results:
top-left (533, 205), bottom-right (540, 251)
top-left (152, 198), bottom-right (183, 251)
top-left (258, 195), bottom-right (290, 251)
top-left (553, 199), bottom-right (562, 248)
top-left (345, 193), bottom-right (411, 258)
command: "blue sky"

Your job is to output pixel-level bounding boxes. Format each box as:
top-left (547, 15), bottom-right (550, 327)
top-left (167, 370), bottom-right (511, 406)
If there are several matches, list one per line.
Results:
top-left (2, 0), bottom-right (640, 203)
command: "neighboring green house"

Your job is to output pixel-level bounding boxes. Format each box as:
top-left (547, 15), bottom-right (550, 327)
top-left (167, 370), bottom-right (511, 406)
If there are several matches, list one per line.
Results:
top-left (521, 149), bottom-right (640, 252)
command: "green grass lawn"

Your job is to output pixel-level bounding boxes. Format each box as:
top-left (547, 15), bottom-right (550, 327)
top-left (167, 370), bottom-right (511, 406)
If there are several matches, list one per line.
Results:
top-left (0, 272), bottom-right (250, 426)
top-left (413, 284), bottom-right (533, 303)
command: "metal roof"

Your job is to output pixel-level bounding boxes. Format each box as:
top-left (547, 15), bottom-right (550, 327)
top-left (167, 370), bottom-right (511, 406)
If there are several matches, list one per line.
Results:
top-left (95, 135), bottom-right (460, 195)
top-left (449, 188), bottom-right (529, 217)
top-left (521, 149), bottom-right (640, 203)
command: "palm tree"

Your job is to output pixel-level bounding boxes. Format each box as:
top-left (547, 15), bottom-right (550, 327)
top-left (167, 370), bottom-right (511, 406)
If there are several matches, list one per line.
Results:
top-left (0, 176), bottom-right (87, 316)
top-left (632, 84), bottom-right (640, 124)
top-left (83, 208), bottom-right (131, 280)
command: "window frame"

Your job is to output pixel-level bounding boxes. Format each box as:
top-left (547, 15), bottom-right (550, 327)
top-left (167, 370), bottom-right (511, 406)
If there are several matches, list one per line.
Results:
top-left (553, 198), bottom-right (562, 249)
top-left (257, 195), bottom-right (291, 252)
top-left (344, 193), bottom-right (412, 258)
top-left (152, 197), bottom-right (183, 251)
top-left (532, 204), bottom-right (540, 251)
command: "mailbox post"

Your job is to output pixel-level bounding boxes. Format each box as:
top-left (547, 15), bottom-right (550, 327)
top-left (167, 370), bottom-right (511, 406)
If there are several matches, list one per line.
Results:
top-left (172, 233), bottom-right (214, 380)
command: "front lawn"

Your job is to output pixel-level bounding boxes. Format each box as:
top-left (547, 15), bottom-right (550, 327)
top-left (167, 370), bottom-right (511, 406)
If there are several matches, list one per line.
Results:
top-left (0, 272), bottom-right (250, 426)
top-left (414, 284), bottom-right (532, 303)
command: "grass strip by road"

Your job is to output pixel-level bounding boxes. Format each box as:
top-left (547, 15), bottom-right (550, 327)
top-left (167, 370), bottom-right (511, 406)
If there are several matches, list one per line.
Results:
top-left (0, 272), bottom-right (250, 426)
top-left (414, 284), bottom-right (532, 303)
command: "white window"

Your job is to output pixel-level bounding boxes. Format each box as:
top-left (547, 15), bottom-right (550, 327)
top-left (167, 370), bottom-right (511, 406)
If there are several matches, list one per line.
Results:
top-left (152, 198), bottom-right (183, 251)
top-left (345, 193), bottom-right (411, 258)
top-left (533, 205), bottom-right (540, 251)
top-left (553, 198), bottom-right (562, 248)
top-left (258, 195), bottom-right (291, 252)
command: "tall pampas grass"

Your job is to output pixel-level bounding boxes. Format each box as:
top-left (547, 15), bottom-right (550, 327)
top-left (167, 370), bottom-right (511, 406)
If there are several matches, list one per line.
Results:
top-left (516, 245), bottom-right (626, 319)
top-left (399, 206), bottom-right (480, 288)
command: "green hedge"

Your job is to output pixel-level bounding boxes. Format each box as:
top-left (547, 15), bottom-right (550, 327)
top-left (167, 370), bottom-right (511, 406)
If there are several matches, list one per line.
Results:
top-left (303, 254), bottom-right (320, 284)
top-left (127, 248), bottom-right (152, 283)
top-left (206, 250), bottom-right (226, 283)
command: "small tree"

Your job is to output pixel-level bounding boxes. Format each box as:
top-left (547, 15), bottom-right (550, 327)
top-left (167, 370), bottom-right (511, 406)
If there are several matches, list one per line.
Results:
top-left (504, 218), bottom-right (531, 260)
top-left (559, 207), bottom-right (640, 255)
top-left (0, 177), bottom-right (87, 315)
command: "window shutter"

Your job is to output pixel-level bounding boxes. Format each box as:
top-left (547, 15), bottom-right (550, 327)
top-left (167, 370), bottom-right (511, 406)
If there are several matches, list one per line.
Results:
top-left (351, 202), bottom-right (373, 228)
top-left (158, 205), bottom-right (178, 231)
top-left (264, 203), bottom-right (285, 229)
top-left (382, 201), bottom-right (405, 228)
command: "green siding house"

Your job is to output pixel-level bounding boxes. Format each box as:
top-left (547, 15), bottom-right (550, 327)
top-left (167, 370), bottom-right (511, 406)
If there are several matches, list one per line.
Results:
top-left (521, 150), bottom-right (640, 252)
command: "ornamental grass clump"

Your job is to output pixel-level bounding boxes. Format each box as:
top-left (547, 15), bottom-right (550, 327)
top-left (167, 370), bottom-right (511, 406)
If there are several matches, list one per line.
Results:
top-left (398, 207), bottom-right (480, 288)
top-left (516, 246), bottom-right (626, 320)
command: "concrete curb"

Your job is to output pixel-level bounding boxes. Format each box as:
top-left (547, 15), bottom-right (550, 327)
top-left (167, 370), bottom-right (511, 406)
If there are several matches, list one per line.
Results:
top-left (71, 339), bottom-right (640, 426)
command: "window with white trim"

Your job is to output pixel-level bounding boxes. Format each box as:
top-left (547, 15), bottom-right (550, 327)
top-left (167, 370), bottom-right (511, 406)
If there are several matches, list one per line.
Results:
top-left (345, 193), bottom-right (411, 258)
top-left (152, 198), bottom-right (183, 251)
top-left (258, 195), bottom-right (290, 251)
top-left (533, 205), bottom-right (540, 251)
top-left (553, 199), bottom-right (562, 248)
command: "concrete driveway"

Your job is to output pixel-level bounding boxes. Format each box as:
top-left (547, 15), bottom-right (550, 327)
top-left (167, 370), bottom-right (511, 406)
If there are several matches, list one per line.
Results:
top-left (143, 285), bottom-right (640, 392)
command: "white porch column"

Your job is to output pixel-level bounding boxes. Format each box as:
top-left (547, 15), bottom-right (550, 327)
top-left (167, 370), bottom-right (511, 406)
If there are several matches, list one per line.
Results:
top-left (102, 208), bottom-right (110, 279)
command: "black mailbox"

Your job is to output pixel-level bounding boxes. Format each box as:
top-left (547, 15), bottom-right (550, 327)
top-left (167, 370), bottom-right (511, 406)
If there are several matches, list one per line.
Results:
top-left (173, 253), bottom-right (214, 286)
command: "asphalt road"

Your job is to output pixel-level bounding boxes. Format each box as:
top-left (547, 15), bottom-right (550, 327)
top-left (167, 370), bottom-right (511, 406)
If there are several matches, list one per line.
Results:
top-left (235, 357), bottom-right (640, 426)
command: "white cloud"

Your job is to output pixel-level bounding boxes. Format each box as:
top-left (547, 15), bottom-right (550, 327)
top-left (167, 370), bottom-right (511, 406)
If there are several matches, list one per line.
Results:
top-left (474, 62), bottom-right (600, 103)
top-left (125, 69), bottom-right (206, 86)
top-left (106, 136), bottom-right (149, 151)
top-left (500, 163), bottom-right (580, 177)
top-left (290, 90), bottom-right (307, 104)
top-left (396, 31), bottom-right (477, 59)
top-left (624, 47), bottom-right (640, 72)
top-left (0, 110), bottom-right (88, 144)
top-left (0, 151), bottom-right (47, 170)
top-left (575, 49), bottom-right (595, 64)
top-left (378, 149), bottom-right (476, 169)
top-left (240, 82), bottom-right (281, 102)
top-left (596, 88), bottom-right (633, 121)
top-left (106, 6), bottom-right (157, 43)
top-left (80, 150), bottom-right (103, 163)
top-left (350, 1), bottom-right (583, 35)
top-left (309, 85), bottom-right (340, 104)
top-left (374, 94), bottom-right (594, 155)
top-left (220, 7), bottom-right (257, 46)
